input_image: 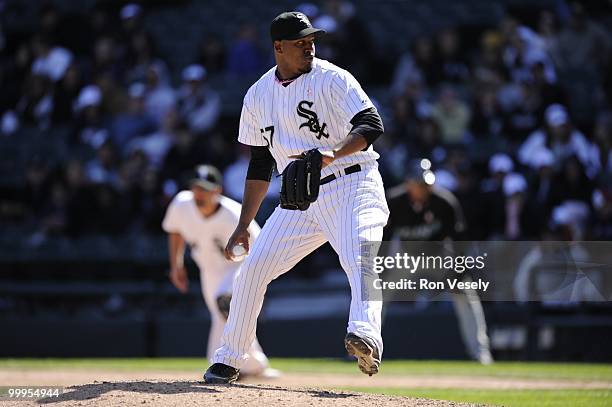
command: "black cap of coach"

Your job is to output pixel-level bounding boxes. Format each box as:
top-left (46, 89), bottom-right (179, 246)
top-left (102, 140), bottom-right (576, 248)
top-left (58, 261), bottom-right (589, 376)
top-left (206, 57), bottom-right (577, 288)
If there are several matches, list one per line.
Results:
top-left (270, 11), bottom-right (325, 41)
top-left (189, 165), bottom-right (223, 191)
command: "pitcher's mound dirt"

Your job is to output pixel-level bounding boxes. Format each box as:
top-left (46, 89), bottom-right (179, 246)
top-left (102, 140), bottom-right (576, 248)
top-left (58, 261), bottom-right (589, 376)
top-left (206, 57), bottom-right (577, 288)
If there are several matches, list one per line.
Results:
top-left (5, 381), bottom-right (477, 407)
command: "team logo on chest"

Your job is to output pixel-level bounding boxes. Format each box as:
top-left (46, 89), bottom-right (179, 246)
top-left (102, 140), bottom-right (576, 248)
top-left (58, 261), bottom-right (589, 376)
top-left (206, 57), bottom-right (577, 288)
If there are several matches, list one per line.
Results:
top-left (297, 100), bottom-right (329, 139)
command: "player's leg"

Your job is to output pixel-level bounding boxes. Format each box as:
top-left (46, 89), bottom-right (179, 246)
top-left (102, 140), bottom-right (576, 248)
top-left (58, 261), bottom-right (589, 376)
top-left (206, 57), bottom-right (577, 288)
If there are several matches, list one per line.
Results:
top-left (314, 166), bottom-right (389, 374)
top-left (451, 288), bottom-right (493, 364)
top-left (215, 264), bottom-right (272, 376)
top-left (199, 267), bottom-right (227, 363)
top-left (210, 207), bottom-right (327, 371)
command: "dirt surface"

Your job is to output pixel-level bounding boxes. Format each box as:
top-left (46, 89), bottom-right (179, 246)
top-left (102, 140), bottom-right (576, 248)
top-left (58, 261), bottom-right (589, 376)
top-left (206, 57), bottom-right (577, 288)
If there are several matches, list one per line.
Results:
top-left (2, 381), bottom-right (473, 407)
top-left (1, 369), bottom-right (609, 406)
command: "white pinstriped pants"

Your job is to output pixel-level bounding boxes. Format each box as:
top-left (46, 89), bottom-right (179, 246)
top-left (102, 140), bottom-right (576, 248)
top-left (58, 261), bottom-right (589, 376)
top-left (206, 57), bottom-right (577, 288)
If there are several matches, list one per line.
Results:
top-left (213, 164), bottom-right (389, 368)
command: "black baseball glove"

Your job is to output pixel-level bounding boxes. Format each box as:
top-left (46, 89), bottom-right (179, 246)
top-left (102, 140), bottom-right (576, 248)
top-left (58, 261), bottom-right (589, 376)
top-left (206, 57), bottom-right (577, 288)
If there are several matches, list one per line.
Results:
top-left (280, 148), bottom-right (323, 211)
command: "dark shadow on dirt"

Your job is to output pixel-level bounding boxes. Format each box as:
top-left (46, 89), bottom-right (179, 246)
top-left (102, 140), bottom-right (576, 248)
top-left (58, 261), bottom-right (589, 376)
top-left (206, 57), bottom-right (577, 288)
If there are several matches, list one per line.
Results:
top-left (37, 381), bottom-right (221, 404)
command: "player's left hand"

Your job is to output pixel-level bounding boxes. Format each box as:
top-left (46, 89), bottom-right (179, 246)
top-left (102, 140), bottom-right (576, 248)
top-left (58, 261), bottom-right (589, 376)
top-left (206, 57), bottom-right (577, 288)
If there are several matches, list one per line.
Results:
top-left (169, 266), bottom-right (189, 294)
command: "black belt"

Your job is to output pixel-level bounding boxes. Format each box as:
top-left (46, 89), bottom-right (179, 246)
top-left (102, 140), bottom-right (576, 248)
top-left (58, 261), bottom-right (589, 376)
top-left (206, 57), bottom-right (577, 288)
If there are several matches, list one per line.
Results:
top-left (320, 164), bottom-right (361, 185)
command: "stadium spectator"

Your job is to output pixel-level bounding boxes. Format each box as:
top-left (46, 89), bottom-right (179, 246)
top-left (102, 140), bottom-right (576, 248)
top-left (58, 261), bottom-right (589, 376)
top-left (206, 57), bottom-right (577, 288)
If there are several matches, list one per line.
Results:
top-left (134, 166), bottom-right (167, 234)
top-left (85, 140), bottom-right (120, 186)
top-left (551, 3), bottom-right (611, 77)
top-left (550, 3), bottom-right (611, 122)
top-left (143, 62), bottom-right (175, 125)
top-left (161, 122), bottom-right (202, 183)
top-left (392, 38), bottom-right (434, 95)
top-left (0, 42), bottom-right (32, 114)
top-left (320, 0), bottom-right (373, 80)
top-left (480, 153), bottom-right (514, 239)
top-left (119, 3), bottom-right (144, 40)
top-left (196, 35), bottom-right (226, 76)
top-left (226, 23), bottom-right (266, 76)
top-left (89, 36), bottom-right (125, 85)
top-left (389, 72), bottom-right (428, 142)
top-left (15, 74), bottom-right (53, 130)
top-left (518, 104), bottom-right (598, 177)
top-left (547, 155), bottom-right (595, 209)
top-left (592, 187), bottom-right (612, 240)
top-left (536, 10), bottom-right (560, 50)
top-left (22, 157), bottom-right (52, 221)
top-left (502, 25), bottom-right (556, 85)
top-left (525, 148), bottom-right (557, 233)
top-left (109, 83), bottom-right (157, 150)
top-left (89, 183), bottom-right (129, 235)
top-left (30, 34), bottom-right (73, 82)
top-left (127, 108), bottom-right (178, 170)
top-left (51, 63), bottom-right (83, 124)
top-left (72, 85), bottom-right (110, 149)
top-left (471, 30), bottom-right (505, 86)
top-left (502, 172), bottom-right (529, 239)
top-left (37, 181), bottom-right (68, 236)
top-left (124, 31), bottom-right (165, 85)
top-left (176, 64), bottom-right (221, 134)
top-left (500, 77), bottom-right (544, 143)
top-left (412, 116), bottom-right (443, 159)
top-left (529, 60), bottom-right (566, 107)
top-left (593, 112), bottom-right (612, 177)
top-left (513, 208), bottom-right (599, 304)
top-left (432, 28), bottom-right (470, 84)
top-left (469, 85), bottom-right (504, 139)
top-left (94, 70), bottom-right (128, 116)
top-left (62, 159), bottom-right (93, 236)
top-left (431, 86), bottom-right (471, 144)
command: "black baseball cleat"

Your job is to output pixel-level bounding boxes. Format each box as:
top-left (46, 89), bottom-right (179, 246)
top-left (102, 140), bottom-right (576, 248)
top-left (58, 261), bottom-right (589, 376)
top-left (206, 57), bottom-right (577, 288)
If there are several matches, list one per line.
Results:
top-left (203, 363), bottom-right (240, 384)
top-left (344, 332), bottom-right (381, 376)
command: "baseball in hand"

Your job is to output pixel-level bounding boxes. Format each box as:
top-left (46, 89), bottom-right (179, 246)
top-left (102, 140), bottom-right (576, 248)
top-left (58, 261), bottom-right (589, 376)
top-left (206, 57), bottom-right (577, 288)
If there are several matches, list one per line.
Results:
top-left (230, 244), bottom-right (248, 262)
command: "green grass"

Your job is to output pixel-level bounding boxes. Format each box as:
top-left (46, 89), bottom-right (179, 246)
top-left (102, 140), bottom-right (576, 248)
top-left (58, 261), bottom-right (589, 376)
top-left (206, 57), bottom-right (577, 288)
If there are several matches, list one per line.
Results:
top-left (270, 359), bottom-right (612, 382)
top-left (341, 387), bottom-right (612, 407)
top-left (0, 358), bottom-right (612, 382)
top-left (0, 359), bottom-right (610, 406)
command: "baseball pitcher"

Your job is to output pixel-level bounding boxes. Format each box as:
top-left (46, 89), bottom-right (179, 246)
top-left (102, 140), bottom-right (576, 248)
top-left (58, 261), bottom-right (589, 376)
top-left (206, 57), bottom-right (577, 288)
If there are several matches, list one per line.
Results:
top-left (204, 11), bottom-right (389, 383)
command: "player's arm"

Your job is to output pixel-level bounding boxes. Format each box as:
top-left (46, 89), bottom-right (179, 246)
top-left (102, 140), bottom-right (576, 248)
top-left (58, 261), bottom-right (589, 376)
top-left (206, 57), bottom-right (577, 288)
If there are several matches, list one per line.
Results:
top-left (323, 107), bottom-right (384, 167)
top-left (224, 146), bottom-right (274, 260)
top-left (167, 232), bottom-right (189, 293)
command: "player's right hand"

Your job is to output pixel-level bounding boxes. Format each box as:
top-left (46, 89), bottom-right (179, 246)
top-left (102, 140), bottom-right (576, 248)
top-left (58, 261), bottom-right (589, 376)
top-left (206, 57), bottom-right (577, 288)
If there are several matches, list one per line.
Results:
top-left (224, 225), bottom-right (250, 261)
top-left (169, 266), bottom-right (189, 294)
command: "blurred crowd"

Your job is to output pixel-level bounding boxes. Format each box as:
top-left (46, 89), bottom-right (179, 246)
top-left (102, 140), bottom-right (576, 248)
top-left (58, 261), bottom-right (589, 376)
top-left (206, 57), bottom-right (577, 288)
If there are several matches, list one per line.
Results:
top-left (378, 1), bottom-right (611, 242)
top-left (0, 0), bottom-right (611, 243)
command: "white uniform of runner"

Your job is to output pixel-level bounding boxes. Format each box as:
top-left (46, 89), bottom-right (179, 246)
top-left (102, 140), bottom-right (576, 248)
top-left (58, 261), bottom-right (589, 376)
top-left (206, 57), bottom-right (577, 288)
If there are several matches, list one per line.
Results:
top-left (162, 191), bottom-right (269, 374)
top-left (213, 57), bottom-right (390, 368)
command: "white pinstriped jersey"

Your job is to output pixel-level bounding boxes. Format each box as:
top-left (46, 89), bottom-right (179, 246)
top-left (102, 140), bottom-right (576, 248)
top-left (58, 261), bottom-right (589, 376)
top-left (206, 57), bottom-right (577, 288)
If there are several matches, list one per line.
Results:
top-left (238, 57), bottom-right (380, 177)
top-left (162, 192), bottom-right (260, 272)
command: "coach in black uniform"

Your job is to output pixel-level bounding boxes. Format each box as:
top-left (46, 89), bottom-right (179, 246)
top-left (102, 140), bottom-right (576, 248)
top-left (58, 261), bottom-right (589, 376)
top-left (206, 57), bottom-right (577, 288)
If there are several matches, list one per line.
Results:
top-left (385, 160), bottom-right (493, 364)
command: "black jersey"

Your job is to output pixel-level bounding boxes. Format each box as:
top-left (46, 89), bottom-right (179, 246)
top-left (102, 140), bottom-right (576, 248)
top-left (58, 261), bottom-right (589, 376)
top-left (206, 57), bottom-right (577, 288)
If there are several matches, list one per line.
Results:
top-left (385, 185), bottom-right (466, 241)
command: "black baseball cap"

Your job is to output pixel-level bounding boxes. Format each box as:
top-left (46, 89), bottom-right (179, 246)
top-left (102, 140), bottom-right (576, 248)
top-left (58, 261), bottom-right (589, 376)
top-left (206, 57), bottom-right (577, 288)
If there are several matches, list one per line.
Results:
top-left (270, 11), bottom-right (325, 41)
top-left (189, 165), bottom-right (222, 191)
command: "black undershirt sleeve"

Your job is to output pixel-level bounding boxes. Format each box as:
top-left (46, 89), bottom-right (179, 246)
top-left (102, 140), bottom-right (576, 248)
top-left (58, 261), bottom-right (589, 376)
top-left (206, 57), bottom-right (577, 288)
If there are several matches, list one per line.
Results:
top-left (349, 107), bottom-right (384, 149)
top-left (246, 145), bottom-right (275, 181)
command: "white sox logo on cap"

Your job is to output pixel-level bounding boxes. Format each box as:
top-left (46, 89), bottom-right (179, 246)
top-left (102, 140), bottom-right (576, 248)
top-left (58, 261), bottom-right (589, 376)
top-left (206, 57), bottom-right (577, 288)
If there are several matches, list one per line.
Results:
top-left (295, 12), bottom-right (310, 25)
